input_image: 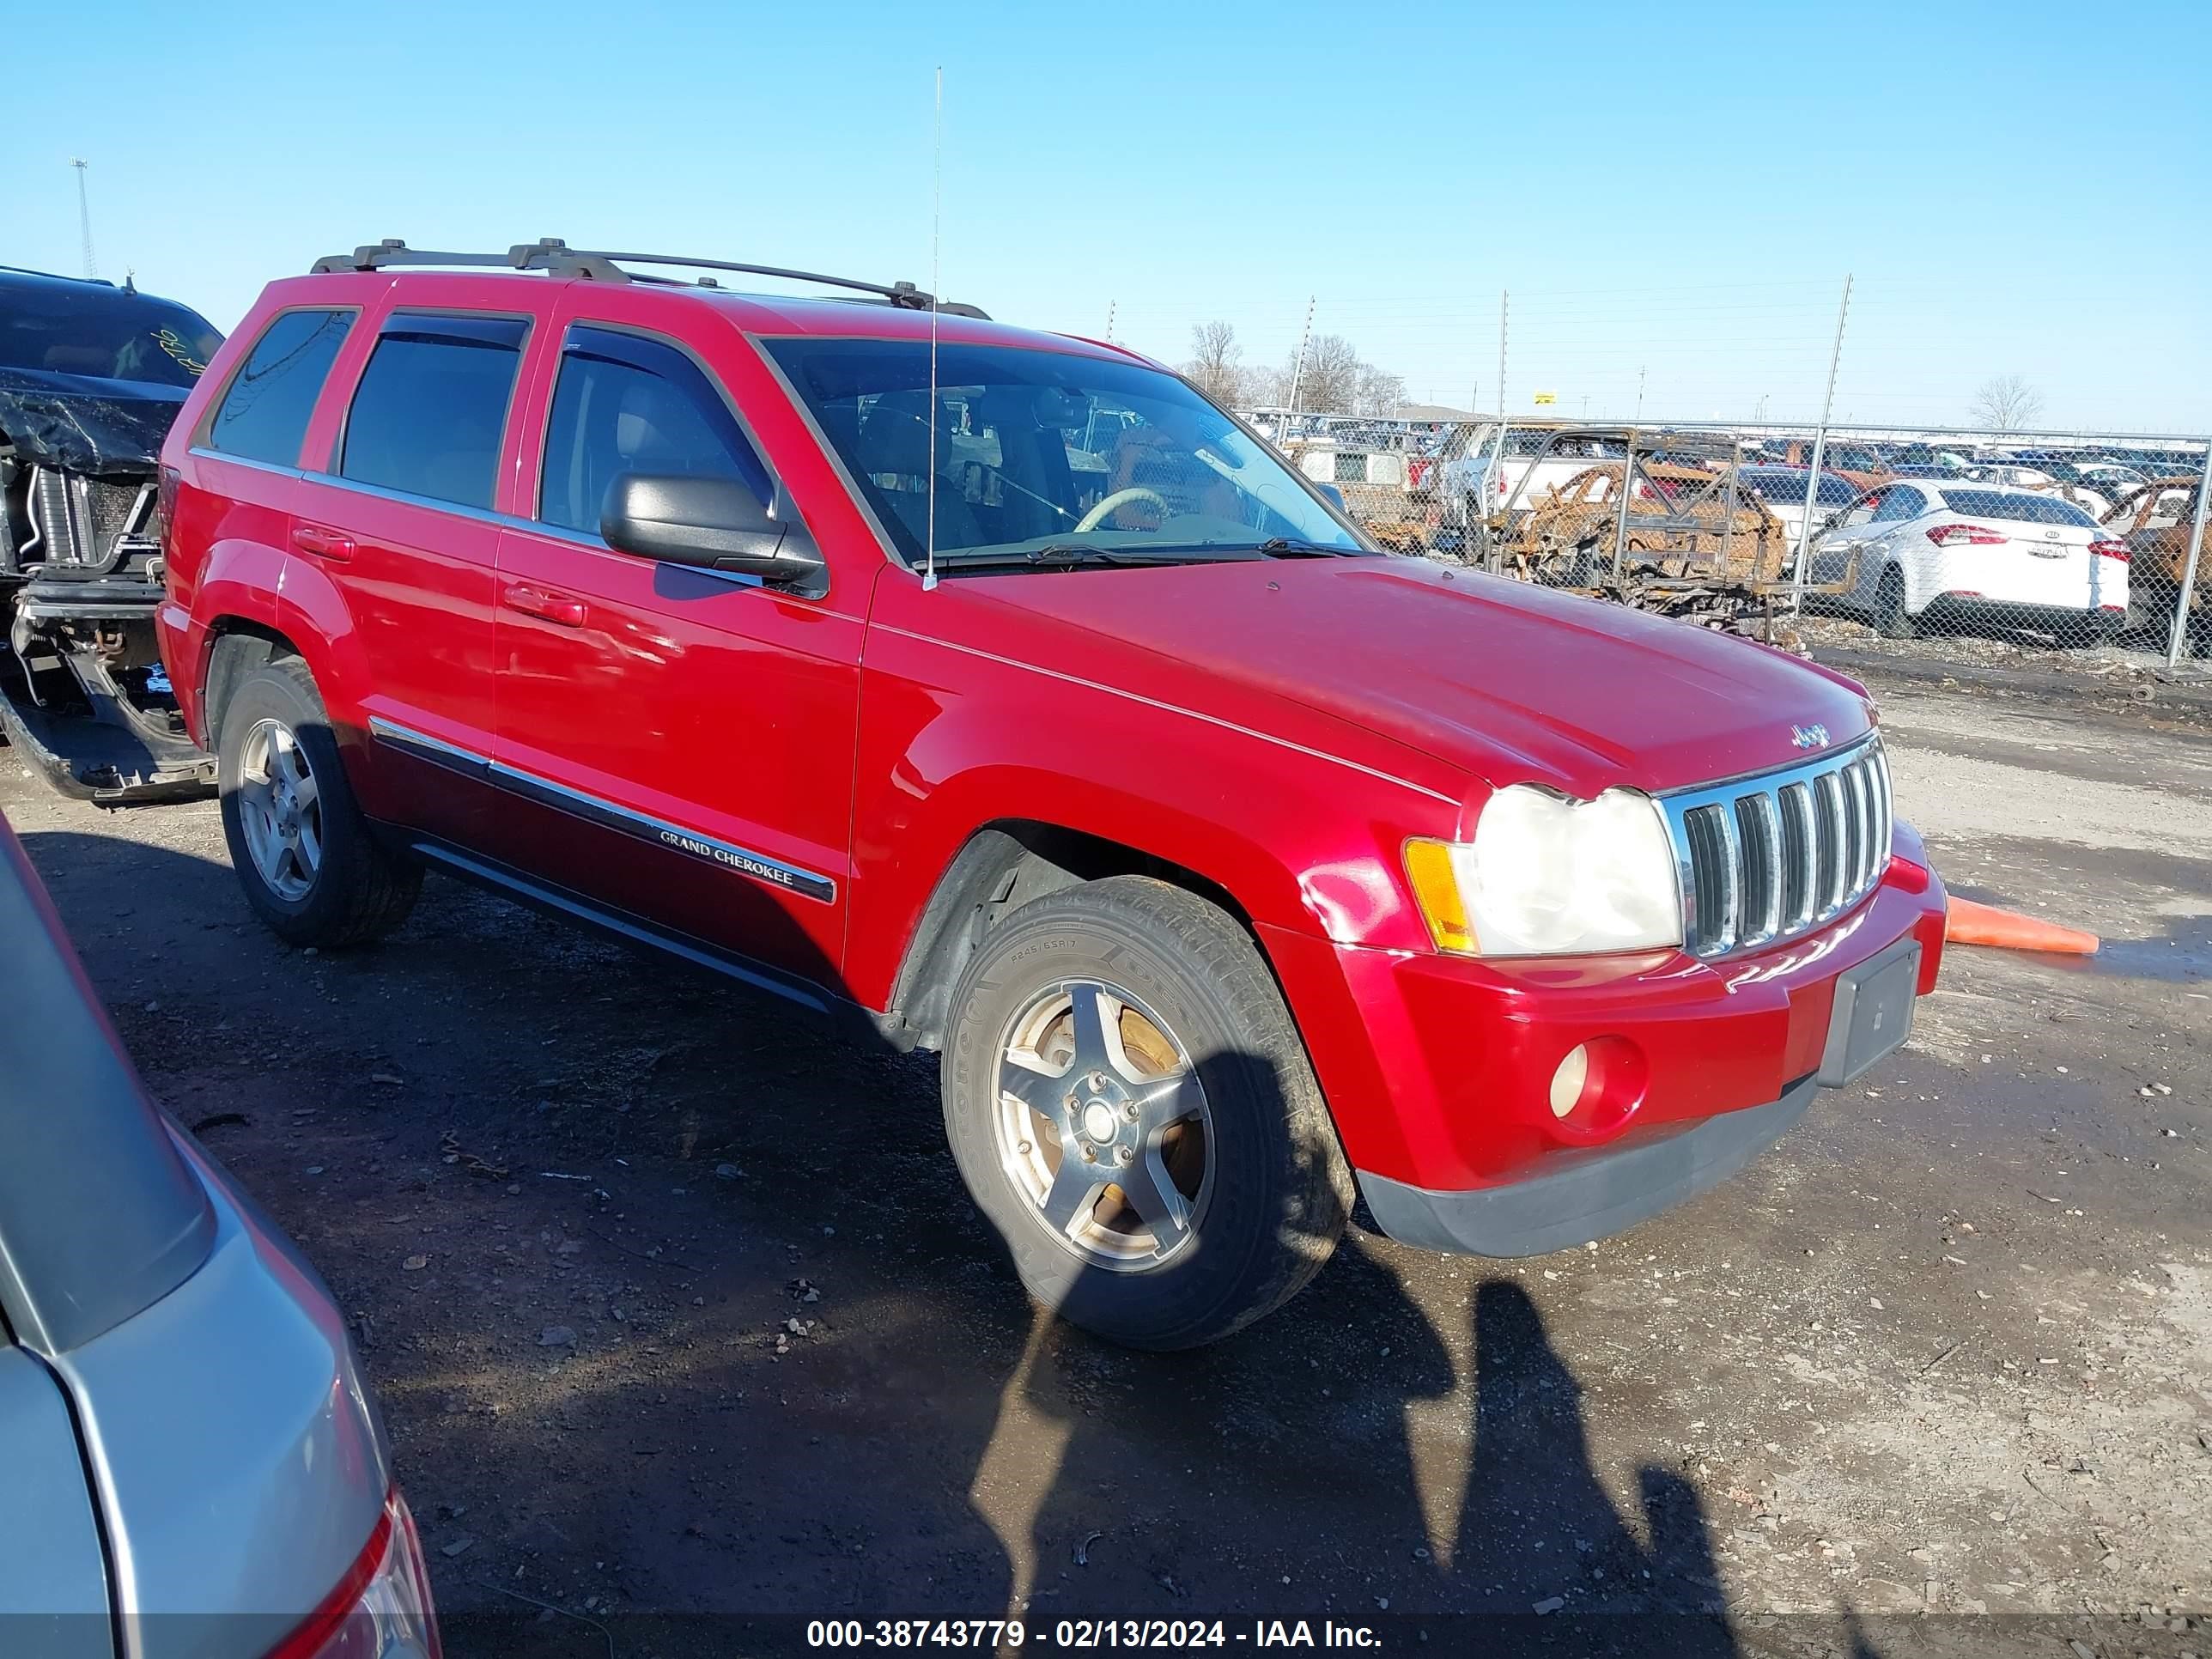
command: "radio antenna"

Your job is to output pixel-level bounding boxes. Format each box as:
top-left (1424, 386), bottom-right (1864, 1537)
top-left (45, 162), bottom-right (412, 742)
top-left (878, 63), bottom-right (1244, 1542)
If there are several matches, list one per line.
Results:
top-left (922, 65), bottom-right (944, 592)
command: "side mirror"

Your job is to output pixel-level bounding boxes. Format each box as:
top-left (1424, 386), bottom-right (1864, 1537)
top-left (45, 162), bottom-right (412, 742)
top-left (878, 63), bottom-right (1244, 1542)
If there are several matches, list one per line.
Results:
top-left (600, 474), bottom-right (825, 587)
top-left (1316, 483), bottom-right (1347, 510)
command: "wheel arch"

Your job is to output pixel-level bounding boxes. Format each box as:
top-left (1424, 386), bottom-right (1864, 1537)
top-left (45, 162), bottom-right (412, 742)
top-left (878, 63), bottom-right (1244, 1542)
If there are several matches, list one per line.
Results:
top-left (886, 819), bottom-right (1264, 1054)
top-left (202, 617), bottom-right (302, 742)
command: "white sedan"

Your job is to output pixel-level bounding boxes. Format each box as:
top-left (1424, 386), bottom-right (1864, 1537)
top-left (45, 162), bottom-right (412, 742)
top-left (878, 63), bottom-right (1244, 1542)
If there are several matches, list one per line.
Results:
top-left (1808, 479), bottom-right (2130, 641)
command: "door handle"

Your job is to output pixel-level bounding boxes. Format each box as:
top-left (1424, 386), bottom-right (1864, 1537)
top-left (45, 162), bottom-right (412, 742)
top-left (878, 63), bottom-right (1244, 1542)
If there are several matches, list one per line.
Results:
top-left (289, 524), bottom-right (356, 562)
top-left (501, 583), bottom-right (587, 629)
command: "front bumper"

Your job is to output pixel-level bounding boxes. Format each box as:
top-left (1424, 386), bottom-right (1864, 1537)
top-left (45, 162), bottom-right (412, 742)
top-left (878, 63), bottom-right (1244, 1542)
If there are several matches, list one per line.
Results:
top-left (1260, 841), bottom-right (1948, 1246)
top-left (1359, 1078), bottom-right (1815, 1256)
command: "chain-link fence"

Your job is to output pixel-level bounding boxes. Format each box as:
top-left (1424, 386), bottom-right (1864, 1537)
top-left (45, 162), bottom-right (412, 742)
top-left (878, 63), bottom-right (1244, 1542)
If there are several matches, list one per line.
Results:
top-left (1251, 410), bottom-right (2211, 670)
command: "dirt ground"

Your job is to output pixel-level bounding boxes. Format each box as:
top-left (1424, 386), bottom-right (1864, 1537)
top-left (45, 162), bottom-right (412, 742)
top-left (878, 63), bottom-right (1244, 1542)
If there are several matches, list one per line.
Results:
top-left (6, 666), bottom-right (2209, 1657)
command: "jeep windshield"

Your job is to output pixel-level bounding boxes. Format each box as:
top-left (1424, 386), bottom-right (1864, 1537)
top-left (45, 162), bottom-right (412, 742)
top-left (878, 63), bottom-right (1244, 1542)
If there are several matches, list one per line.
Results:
top-left (0, 277), bottom-right (224, 389)
top-left (763, 339), bottom-right (1369, 569)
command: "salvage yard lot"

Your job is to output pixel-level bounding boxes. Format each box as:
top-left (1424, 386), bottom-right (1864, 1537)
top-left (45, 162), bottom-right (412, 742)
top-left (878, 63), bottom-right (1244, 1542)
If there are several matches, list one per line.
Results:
top-left (7, 666), bottom-right (2209, 1650)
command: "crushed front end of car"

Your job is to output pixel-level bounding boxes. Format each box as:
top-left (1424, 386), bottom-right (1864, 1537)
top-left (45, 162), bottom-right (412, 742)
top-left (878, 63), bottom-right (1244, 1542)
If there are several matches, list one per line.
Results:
top-left (0, 272), bottom-right (223, 802)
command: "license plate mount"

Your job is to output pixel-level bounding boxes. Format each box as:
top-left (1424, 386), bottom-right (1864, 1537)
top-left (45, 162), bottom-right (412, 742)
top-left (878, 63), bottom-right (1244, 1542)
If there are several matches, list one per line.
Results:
top-left (1817, 937), bottom-right (1921, 1086)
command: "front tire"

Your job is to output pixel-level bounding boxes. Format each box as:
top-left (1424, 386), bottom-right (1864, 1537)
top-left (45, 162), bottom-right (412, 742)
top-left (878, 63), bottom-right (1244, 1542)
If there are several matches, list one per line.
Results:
top-left (941, 877), bottom-right (1352, 1350)
top-left (216, 653), bottom-right (421, 947)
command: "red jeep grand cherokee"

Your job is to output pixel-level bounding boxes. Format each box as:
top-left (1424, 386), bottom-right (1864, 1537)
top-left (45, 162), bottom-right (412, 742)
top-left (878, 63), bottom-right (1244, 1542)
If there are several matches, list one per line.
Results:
top-left (156, 240), bottom-right (1946, 1349)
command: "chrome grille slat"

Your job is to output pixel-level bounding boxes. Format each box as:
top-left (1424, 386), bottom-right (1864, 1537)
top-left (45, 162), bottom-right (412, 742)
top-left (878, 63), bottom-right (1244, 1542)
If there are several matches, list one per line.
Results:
top-left (1662, 736), bottom-right (1891, 961)
top-left (1817, 771), bottom-right (1847, 916)
top-left (1778, 782), bottom-right (1814, 932)
top-left (1712, 801), bottom-right (1741, 953)
top-left (1857, 765), bottom-right (1875, 897)
top-left (1743, 792), bottom-right (1784, 945)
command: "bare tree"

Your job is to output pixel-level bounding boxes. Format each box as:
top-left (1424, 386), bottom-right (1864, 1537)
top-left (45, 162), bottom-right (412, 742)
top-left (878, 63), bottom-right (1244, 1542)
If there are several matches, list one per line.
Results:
top-left (1184, 321), bottom-right (1244, 404)
top-left (1968, 374), bottom-right (2046, 434)
top-left (1352, 362), bottom-right (1406, 418)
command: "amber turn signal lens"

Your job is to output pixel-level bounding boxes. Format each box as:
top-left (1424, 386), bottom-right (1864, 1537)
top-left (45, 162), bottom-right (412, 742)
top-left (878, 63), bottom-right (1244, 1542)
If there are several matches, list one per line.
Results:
top-left (1403, 837), bottom-right (1477, 954)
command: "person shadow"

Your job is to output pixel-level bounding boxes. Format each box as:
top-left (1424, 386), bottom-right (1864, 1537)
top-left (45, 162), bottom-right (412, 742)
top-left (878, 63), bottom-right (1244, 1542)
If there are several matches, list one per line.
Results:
top-left (1449, 1278), bottom-right (1740, 1655)
top-left (1002, 1232), bottom-right (1751, 1654)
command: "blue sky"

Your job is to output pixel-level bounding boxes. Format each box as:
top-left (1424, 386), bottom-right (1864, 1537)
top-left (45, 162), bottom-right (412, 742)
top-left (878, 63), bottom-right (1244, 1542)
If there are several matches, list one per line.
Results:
top-left (12, 0), bottom-right (2209, 433)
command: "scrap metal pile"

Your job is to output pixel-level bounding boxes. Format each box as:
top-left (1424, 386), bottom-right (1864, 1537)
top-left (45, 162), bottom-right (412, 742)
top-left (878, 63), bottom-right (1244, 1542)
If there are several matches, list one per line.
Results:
top-left (1446, 427), bottom-right (1847, 644)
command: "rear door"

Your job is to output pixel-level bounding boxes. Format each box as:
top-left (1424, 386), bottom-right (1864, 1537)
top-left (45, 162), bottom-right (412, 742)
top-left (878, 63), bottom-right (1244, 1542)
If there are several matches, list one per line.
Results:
top-left (1812, 488), bottom-right (1883, 595)
top-left (1862, 484), bottom-right (1932, 605)
top-left (487, 304), bottom-right (863, 991)
top-left (295, 303), bottom-right (532, 848)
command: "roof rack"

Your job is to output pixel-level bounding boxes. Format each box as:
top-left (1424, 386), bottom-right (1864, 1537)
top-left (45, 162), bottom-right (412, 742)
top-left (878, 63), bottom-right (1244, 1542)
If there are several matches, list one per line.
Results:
top-left (307, 239), bottom-right (989, 318)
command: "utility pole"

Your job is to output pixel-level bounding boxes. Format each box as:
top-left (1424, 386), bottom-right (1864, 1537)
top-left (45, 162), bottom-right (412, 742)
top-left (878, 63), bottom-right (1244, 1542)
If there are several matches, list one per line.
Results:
top-left (70, 158), bottom-right (97, 279)
top-left (1103, 300), bottom-right (1115, 343)
top-left (1635, 365), bottom-right (1647, 423)
top-left (1791, 274), bottom-right (1855, 603)
top-left (1495, 290), bottom-right (1508, 417)
top-left (1286, 295), bottom-right (1315, 417)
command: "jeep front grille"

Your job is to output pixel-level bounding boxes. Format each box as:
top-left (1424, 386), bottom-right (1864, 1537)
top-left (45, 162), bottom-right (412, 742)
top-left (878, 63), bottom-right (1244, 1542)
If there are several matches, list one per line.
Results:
top-left (1661, 736), bottom-right (1891, 959)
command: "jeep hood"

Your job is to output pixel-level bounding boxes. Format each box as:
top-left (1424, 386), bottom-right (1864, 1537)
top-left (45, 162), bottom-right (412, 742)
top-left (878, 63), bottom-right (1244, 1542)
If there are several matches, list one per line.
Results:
top-left (0, 367), bottom-right (185, 477)
top-left (958, 556), bottom-right (1874, 802)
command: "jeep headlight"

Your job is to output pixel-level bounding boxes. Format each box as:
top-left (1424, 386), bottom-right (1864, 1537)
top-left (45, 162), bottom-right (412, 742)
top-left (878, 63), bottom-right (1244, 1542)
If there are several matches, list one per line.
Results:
top-left (1404, 786), bottom-right (1682, 957)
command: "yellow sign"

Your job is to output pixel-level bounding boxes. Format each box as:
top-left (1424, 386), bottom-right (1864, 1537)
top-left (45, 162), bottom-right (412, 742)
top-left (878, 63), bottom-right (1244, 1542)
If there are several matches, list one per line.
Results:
top-left (1533, 392), bottom-right (1558, 405)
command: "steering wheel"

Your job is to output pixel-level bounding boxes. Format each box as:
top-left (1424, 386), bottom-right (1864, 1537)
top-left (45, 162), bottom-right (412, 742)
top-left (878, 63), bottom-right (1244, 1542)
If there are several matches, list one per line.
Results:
top-left (1074, 487), bottom-right (1170, 533)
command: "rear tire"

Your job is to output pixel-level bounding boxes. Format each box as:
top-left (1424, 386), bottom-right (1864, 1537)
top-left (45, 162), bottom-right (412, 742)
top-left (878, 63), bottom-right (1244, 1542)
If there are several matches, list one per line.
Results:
top-left (941, 877), bottom-right (1352, 1350)
top-left (1875, 568), bottom-right (1917, 638)
top-left (216, 654), bottom-right (421, 948)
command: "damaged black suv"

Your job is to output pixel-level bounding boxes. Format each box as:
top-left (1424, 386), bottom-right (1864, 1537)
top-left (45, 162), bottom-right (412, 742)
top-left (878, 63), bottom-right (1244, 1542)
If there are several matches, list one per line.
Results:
top-left (0, 266), bottom-right (224, 800)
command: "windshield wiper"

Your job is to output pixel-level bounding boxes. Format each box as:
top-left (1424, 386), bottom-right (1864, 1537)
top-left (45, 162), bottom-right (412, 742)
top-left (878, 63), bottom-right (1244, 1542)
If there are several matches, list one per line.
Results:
top-left (936, 542), bottom-right (1263, 571)
top-left (1251, 537), bottom-right (1364, 557)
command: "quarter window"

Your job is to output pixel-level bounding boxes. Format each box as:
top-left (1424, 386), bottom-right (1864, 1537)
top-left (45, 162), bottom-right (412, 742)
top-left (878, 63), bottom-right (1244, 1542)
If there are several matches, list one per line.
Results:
top-left (206, 309), bottom-right (354, 466)
top-left (338, 314), bottom-right (528, 509)
top-left (538, 326), bottom-right (773, 535)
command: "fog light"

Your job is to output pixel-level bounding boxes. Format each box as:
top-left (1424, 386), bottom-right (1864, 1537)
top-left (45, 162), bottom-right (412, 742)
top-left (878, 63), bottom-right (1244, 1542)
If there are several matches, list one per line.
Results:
top-left (1549, 1045), bottom-right (1590, 1119)
top-left (1540, 1036), bottom-right (1649, 1145)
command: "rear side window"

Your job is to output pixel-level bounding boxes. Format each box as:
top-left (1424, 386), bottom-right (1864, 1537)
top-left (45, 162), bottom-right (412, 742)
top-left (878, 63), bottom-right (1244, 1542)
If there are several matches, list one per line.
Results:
top-left (206, 309), bottom-right (354, 465)
top-left (339, 313), bottom-right (528, 510)
top-left (538, 325), bottom-right (772, 533)
top-left (1936, 489), bottom-right (2098, 528)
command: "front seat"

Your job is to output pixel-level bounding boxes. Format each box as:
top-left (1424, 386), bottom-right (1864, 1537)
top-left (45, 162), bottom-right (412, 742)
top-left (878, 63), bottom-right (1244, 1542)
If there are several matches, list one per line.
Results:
top-left (859, 392), bottom-right (981, 553)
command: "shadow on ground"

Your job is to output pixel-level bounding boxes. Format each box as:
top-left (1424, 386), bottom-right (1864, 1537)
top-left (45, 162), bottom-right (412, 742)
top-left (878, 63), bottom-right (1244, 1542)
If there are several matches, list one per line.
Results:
top-left (25, 825), bottom-right (1785, 1655)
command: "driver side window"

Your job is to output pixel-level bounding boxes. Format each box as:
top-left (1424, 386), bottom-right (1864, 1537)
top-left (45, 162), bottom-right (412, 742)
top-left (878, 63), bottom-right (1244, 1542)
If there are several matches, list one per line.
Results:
top-left (538, 326), bottom-right (772, 536)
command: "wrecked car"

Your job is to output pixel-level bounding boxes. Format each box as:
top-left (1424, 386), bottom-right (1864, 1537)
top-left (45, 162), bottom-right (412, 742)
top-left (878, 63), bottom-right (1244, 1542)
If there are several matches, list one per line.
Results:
top-left (1507, 459), bottom-right (1791, 586)
top-left (2105, 474), bottom-right (2210, 651)
top-left (0, 266), bottom-right (223, 800)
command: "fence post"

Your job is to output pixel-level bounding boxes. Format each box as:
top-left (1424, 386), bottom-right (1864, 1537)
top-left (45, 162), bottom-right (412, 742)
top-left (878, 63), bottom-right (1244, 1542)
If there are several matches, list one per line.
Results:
top-left (1485, 291), bottom-right (1510, 573)
top-left (1718, 436), bottom-right (1739, 583)
top-left (1611, 429), bottom-right (1638, 578)
top-left (2168, 443), bottom-right (2212, 667)
top-left (1791, 274), bottom-right (1853, 604)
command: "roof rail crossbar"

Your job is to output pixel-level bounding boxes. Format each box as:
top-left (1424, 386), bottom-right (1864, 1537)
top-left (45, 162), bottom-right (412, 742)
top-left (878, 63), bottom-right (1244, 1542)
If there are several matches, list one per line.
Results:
top-left (545, 245), bottom-right (939, 307)
top-left (306, 238), bottom-right (988, 315)
top-left (310, 240), bottom-right (515, 275)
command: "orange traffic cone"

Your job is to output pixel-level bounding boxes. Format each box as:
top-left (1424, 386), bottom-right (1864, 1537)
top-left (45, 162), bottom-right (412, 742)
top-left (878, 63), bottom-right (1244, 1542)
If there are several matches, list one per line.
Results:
top-left (1945, 896), bottom-right (2099, 956)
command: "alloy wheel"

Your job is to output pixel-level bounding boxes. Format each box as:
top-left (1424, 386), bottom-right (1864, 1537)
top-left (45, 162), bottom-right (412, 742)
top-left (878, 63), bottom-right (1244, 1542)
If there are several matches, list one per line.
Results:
top-left (237, 718), bottom-right (323, 902)
top-left (994, 979), bottom-right (1215, 1271)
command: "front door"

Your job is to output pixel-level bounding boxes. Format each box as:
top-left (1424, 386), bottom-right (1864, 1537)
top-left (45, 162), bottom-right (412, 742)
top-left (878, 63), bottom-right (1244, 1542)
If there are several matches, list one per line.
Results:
top-left (490, 320), bottom-right (862, 993)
